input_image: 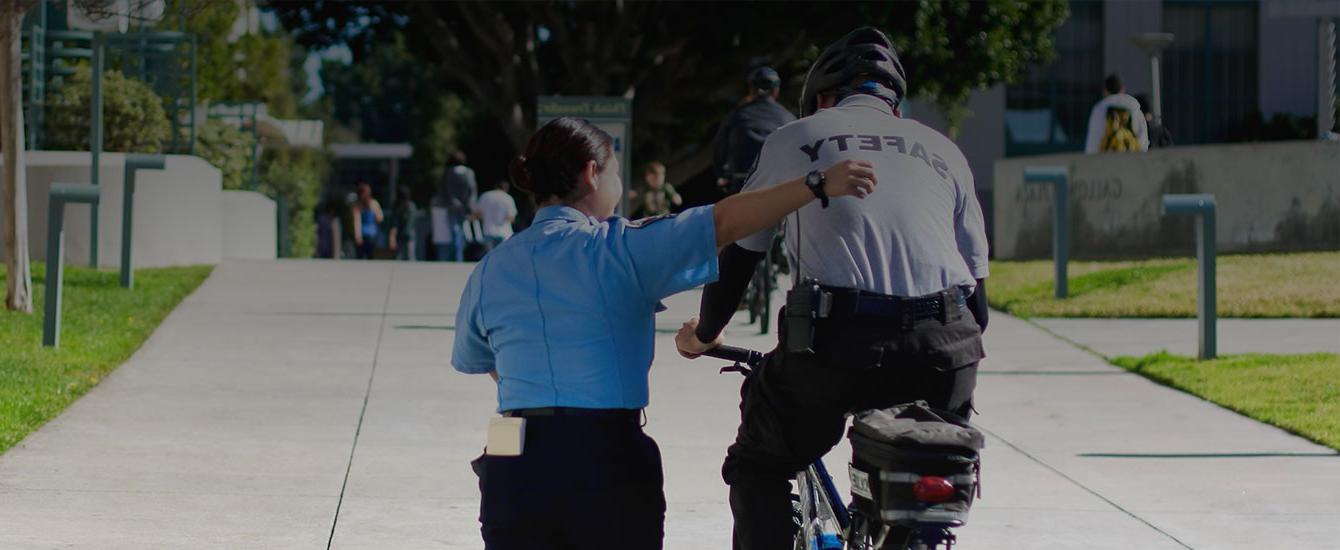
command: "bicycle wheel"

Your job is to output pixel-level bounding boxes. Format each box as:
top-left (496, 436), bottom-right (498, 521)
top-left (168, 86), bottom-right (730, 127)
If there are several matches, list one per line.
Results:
top-left (748, 263), bottom-right (766, 325)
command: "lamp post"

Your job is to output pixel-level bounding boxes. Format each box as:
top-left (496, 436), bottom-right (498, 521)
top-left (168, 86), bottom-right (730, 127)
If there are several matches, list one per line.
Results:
top-left (1131, 33), bottom-right (1175, 127)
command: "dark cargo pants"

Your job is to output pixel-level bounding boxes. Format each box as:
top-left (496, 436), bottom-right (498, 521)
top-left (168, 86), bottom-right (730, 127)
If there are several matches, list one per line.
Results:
top-left (723, 302), bottom-right (983, 550)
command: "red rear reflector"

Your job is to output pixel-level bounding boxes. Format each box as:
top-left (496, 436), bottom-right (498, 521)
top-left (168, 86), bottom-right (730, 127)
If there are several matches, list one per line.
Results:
top-left (912, 476), bottom-right (955, 503)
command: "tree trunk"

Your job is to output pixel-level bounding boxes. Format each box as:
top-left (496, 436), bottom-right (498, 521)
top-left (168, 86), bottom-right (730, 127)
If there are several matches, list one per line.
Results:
top-left (1, 2), bottom-right (33, 313)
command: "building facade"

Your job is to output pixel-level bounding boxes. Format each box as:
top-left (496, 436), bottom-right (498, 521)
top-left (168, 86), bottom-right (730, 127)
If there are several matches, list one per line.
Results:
top-left (909, 0), bottom-right (1337, 202)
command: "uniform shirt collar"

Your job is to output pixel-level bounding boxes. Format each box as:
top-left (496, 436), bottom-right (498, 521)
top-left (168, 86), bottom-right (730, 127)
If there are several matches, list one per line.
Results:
top-left (836, 94), bottom-right (895, 116)
top-left (534, 204), bottom-right (595, 225)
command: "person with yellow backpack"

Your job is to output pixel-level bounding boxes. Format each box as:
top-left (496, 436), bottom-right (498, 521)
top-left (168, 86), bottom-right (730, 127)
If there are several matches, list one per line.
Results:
top-left (1084, 74), bottom-right (1150, 153)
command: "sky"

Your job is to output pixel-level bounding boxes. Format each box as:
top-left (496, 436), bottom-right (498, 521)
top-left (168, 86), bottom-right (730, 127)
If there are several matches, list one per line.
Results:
top-left (302, 44), bottom-right (354, 105)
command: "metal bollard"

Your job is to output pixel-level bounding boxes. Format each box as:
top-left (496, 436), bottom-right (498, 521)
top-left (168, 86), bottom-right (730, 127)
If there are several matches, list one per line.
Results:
top-left (1161, 194), bottom-right (1217, 360)
top-left (88, 32), bottom-right (104, 268)
top-left (1024, 166), bottom-right (1069, 298)
top-left (120, 154), bottom-right (166, 289)
top-left (44, 184), bottom-right (102, 348)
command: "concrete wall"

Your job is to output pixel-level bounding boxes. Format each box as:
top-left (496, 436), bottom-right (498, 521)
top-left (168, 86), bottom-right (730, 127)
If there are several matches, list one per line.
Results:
top-left (0, 151), bottom-right (224, 268)
top-left (993, 141), bottom-right (1340, 259)
top-left (221, 191), bottom-right (277, 260)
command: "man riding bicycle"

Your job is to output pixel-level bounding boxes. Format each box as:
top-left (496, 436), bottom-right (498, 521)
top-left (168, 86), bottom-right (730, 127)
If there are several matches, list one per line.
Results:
top-left (713, 65), bottom-right (797, 196)
top-left (677, 27), bottom-right (991, 550)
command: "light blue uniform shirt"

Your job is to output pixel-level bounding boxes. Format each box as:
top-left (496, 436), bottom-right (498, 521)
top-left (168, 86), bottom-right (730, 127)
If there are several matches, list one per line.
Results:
top-left (452, 204), bottom-right (719, 411)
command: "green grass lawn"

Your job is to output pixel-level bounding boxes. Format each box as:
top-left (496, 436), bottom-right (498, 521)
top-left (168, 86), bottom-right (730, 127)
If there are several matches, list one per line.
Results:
top-left (989, 251), bottom-right (1340, 318)
top-left (1113, 352), bottom-right (1340, 451)
top-left (0, 263), bottom-right (212, 455)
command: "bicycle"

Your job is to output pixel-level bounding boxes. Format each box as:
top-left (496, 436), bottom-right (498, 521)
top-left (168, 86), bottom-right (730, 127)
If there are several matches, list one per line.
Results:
top-left (703, 345), bottom-right (979, 550)
top-left (743, 232), bottom-right (786, 334)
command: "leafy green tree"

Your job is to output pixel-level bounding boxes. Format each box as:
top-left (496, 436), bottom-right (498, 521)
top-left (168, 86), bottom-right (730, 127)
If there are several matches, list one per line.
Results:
top-left (45, 67), bottom-right (170, 152)
top-left (165, 0), bottom-right (303, 116)
top-left (273, 0), bottom-right (1067, 176)
top-left (3, 0), bottom-right (39, 312)
top-left (315, 32), bottom-right (474, 197)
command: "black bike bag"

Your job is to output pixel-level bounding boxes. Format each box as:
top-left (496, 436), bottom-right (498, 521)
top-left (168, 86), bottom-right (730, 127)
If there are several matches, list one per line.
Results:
top-left (847, 401), bottom-right (984, 527)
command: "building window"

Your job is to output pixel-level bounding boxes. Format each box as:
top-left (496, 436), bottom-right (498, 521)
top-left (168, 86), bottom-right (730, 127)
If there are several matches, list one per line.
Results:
top-left (1005, 1), bottom-right (1104, 157)
top-left (1162, 0), bottom-right (1259, 144)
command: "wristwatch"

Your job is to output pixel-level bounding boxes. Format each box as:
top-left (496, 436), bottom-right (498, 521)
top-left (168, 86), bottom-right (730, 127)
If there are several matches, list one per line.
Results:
top-left (805, 170), bottom-right (829, 208)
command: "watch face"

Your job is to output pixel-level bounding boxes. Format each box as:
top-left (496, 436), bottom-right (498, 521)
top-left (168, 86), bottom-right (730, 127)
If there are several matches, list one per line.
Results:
top-left (806, 171), bottom-right (822, 188)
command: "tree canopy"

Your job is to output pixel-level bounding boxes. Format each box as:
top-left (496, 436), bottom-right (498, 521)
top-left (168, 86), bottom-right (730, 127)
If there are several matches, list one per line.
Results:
top-left (271, 0), bottom-right (1067, 185)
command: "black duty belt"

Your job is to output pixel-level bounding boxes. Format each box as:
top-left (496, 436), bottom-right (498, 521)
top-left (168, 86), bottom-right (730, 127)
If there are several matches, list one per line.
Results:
top-left (823, 286), bottom-right (967, 323)
top-left (502, 407), bottom-right (641, 421)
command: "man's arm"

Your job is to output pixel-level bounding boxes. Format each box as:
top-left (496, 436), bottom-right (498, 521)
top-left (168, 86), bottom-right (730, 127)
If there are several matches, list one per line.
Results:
top-left (966, 278), bottom-right (988, 333)
top-left (693, 244), bottom-right (765, 345)
top-left (352, 206), bottom-right (364, 244)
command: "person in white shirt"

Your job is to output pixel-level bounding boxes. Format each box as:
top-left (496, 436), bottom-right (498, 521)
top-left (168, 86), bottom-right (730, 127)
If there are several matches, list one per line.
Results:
top-left (473, 180), bottom-right (518, 249)
top-left (1084, 74), bottom-right (1150, 153)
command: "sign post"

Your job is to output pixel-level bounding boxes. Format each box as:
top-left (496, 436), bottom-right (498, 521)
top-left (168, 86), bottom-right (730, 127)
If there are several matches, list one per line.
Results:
top-left (536, 96), bottom-right (632, 215)
top-left (1024, 166), bottom-right (1070, 298)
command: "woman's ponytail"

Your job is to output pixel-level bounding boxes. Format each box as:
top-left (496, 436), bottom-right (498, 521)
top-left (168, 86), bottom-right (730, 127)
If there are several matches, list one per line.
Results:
top-left (508, 154), bottom-right (533, 195)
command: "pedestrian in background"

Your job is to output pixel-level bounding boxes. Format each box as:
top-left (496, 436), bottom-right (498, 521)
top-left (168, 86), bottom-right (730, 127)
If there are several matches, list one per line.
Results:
top-left (388, 186), bottom-right (418, 261)
top-left (1135, 93), bottom-right (1174, 149)
top-left (713, 66), bottom-right (796, 196)
top-left (632, 161), bottom-right (681, 219)
top-left (431, 196), bottom-right (453, 262)
top-left (438, 150), bottom-right (478, 261)
top-left (316, 194), bottom-right (341, 259)
top-left (351, 182), bottom-right (384, 260)
top-left (1084, 74), bottom-right (1149, 153)
top-left (474, 180), bottom-right (518, 252)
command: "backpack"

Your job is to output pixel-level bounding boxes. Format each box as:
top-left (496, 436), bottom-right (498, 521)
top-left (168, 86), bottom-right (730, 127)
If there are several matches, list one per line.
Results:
top-left (1101, 106), bottom-right (1141, 152)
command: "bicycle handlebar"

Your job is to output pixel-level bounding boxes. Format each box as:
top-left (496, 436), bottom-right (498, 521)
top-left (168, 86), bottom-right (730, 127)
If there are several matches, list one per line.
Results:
top-left (703, 345), bottom-right (765, 368)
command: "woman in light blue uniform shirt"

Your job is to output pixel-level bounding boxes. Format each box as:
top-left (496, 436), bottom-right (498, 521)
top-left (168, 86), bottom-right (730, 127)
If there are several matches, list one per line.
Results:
top-left (452, 117), bottom-right (875, 549)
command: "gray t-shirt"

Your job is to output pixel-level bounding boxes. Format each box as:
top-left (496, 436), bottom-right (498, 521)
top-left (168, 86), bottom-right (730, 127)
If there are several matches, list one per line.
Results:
top-left (738, 94), bottom-right (989, 297)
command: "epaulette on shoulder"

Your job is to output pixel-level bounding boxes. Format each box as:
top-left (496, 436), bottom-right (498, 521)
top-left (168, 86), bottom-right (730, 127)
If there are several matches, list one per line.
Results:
top-left (624, 214), bottom-right (677, 228)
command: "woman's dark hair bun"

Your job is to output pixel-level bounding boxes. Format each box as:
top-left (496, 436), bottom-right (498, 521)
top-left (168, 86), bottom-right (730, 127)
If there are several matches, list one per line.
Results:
top-left (508, 154), bottom-right (532, 194)
top-left (511, 117), bottom-right (613, 202)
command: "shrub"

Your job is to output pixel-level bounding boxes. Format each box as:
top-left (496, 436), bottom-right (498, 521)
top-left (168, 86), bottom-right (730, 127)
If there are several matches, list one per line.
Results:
top-left (45, 66), bottom-right (170, 153)
top-left (260, 151), bottom-right (322, 258)
top-left (194, 119), bottom-right (257, 190)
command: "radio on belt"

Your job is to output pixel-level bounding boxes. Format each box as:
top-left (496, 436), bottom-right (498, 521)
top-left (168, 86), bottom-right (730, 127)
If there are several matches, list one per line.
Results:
top-left (784, 278), bottom-right (832, 354)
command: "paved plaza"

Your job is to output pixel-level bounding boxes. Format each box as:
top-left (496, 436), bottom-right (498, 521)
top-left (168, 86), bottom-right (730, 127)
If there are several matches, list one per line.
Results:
top-left (0, 260), bottom-right (1336, 549)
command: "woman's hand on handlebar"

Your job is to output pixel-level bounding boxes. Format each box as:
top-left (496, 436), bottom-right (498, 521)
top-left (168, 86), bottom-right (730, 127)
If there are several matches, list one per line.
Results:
top-left (676, 317), bottom-right (722, 359)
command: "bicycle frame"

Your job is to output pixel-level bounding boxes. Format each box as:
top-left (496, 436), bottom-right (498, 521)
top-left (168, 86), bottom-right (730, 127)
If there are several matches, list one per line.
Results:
top-left (705, 345), bottom-right (964, 550)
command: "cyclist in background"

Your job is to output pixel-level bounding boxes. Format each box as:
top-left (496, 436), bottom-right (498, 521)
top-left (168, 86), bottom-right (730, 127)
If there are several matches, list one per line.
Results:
top-left (713, 66), bottom-right (797, 196)
top-left (677, 27), bottom-right (991, 550)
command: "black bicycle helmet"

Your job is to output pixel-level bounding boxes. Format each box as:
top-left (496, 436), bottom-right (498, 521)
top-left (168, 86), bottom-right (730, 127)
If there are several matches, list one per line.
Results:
top-left (799, 26), bottom-right (907, 117)
top-left (748, 66), bottom-right (781, 93)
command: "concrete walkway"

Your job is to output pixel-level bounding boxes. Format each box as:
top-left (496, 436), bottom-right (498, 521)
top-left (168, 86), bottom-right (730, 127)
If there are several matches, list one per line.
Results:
top-left (1, 260), bottom-right (1336, 549)
top-left (1032, 318), bottom-right (1340, 358)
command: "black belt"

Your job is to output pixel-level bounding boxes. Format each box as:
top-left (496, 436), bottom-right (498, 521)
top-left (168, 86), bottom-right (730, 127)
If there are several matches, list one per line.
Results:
top-left (823, 286), bottom-right (966, 323)
top-left (502, 407), bottom-right (641, 421)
